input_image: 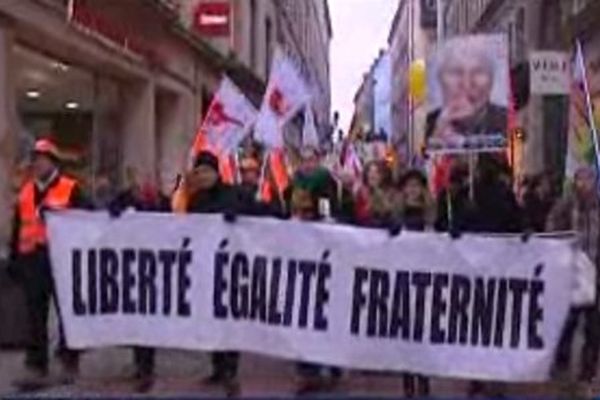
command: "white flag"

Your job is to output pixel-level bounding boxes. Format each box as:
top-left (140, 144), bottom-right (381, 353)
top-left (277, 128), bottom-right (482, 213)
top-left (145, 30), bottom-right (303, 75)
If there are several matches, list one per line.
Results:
top-left (302, 105), bottom-right (320, 148)
top-left (255, 49), bottom-right (311, 148)
top-left (202, 77), bottom-right (257, 154)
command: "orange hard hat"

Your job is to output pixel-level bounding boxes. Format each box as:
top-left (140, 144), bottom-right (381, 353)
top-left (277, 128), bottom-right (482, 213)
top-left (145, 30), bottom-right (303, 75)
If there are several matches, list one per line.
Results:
top-left (33, 138), bottom-right (61, 159)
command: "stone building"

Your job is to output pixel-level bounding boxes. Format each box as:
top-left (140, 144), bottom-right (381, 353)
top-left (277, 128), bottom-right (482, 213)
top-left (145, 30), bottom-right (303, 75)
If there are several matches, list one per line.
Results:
top-left (0, 0), bottom-right (331, 255)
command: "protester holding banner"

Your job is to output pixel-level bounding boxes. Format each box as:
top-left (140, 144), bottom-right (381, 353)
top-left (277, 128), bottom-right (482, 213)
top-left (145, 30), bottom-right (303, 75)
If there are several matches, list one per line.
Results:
top-left (107, 173), bottom-right (171, 393)
top-left (8, 138), bottom-right (92, 390)
top-left (396, 169), bottom-right (436, 232)
top-left (287, 172), bottom-right (342, 394)
top-left (471, 156), bottom-right (522, 233)
top-left (354, 160), bottom-right (398, 227)
top-left (175, 150), bottom-right (243, 394)
top-left (284, 147), bottom-right (352, 223)
top-left (394, 169), bottom-right (433, 397)
top-left (548, 165), bottom-right (600, 383)
top-left (434, 161), bottom-right (471, 234)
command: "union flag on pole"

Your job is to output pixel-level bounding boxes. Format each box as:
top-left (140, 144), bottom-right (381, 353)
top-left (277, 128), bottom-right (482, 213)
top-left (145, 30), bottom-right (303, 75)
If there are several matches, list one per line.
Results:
top-left (199, 76), bottom-right (257, 155)
top-left (255, 48), bottom-right (311, 149)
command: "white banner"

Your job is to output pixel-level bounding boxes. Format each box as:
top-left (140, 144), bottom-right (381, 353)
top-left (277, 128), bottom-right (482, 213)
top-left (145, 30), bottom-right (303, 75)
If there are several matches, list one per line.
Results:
top-left (530, 51), bottom-right (571, 95)
top-left (47, 212), bottom-right (574, 382)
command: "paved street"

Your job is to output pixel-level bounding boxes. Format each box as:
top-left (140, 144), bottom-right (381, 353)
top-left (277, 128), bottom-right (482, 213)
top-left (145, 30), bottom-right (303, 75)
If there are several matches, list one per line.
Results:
top-left (0, 346), bottom-right (593, 397)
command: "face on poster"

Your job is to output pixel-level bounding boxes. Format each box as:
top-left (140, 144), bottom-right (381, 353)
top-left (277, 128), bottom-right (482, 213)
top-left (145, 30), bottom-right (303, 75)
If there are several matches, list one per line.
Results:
top-left (425, 34), bottom-right (509, 154)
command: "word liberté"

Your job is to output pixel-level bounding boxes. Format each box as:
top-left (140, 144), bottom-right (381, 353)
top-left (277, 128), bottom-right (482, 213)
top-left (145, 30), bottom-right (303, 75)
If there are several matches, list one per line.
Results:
top-left (69, 238), bottom-right (545, 350)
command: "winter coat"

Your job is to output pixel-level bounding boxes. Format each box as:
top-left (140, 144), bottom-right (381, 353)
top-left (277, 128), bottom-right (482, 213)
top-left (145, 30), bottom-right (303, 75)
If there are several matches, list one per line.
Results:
top-left (471, 180), bottom-right (522, 233)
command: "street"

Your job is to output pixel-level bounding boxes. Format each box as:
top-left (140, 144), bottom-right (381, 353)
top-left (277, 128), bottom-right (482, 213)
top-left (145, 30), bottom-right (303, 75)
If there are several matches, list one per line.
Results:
top-left (0, 345), bottom-right (590, 397)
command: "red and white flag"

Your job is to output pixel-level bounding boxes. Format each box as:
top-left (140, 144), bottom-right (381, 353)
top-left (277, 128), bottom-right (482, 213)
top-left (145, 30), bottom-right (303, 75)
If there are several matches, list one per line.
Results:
top-left (201, 77), bottom-right (257, 155)
top-left (255, 48), bottom-right (311, 149)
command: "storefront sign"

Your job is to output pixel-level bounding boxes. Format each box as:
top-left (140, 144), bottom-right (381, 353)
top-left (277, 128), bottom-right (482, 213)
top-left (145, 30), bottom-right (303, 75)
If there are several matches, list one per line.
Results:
top-left (193, 1), bottom-right (231, 37)
top-left (529, 51), bottom-right (570, 95)
top-left (67, 0), bottom-right (159, 64)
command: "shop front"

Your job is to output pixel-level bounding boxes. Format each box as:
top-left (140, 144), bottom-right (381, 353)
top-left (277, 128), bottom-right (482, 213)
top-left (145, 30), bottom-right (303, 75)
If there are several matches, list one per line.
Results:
top-left (0, 0), bottom-right (209, 253)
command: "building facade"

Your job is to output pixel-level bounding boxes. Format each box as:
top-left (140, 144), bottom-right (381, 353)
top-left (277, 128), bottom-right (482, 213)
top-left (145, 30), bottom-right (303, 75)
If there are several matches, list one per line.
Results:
top-left (388, 0), bottom-right (437, 165)
top-left (275, 0), bottom-right (333, 139)
top-left (0, 0), bottom-right (332, 255)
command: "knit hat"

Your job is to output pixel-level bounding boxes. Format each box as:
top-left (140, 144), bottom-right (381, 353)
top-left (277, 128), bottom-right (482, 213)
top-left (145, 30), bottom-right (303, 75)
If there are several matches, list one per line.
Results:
top-left (293, 168), bottom-right (331, 196)
top-left (193, 151), bottom-right (219, 172)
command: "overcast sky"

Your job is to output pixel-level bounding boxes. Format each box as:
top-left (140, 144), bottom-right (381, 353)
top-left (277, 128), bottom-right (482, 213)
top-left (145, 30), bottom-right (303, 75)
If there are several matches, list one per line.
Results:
top-left (329, 0), bottom-right (398, 133)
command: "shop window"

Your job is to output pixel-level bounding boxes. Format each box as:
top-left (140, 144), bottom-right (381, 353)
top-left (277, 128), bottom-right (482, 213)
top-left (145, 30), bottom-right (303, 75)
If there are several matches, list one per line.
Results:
top-left (13, 45), bottom-right (124, 202)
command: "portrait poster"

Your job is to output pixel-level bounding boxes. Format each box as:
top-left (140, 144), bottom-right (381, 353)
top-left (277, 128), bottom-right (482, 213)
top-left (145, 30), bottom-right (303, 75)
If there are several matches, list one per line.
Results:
top-left (425, 34), bottom-right (509, 154)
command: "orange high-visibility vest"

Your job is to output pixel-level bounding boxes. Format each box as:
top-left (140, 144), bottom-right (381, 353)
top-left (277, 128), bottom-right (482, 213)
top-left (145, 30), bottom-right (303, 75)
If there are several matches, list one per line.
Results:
top-left (17, 176), bottom-right (76, 254)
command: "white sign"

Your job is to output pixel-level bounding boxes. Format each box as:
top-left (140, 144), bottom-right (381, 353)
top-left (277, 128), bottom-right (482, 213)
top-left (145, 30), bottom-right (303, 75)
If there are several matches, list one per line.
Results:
top-left (47, 212), bottom-right (574, 382)
top-left (530, 51), bottom-right (571, 95)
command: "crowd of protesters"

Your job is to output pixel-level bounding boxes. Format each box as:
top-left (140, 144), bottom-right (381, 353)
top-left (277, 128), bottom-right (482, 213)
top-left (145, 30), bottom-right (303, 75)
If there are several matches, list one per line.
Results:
top-left (6, 136), bottom-right (600, 397)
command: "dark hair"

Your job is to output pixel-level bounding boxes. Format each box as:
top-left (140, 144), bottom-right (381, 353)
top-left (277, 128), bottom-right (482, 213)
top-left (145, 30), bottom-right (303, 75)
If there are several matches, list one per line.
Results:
top-left (399, 169), bottom-right (428, 189)
top-left (363, 160), bottom-right (392, 188)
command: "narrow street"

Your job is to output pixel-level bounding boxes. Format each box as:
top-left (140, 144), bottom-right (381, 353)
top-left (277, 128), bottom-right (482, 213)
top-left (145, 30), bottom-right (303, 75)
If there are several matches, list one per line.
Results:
top-left (0, 347), bottom-right (589, 397)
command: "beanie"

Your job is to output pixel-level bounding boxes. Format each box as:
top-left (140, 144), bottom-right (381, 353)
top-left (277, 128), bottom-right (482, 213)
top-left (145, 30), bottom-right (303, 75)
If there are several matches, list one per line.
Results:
top-left (193, 151), bottom-right (219, 172)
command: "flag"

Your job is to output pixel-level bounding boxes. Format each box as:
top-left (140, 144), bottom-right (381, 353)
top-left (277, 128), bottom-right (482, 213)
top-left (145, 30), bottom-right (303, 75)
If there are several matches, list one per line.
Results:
top-left (302, 105), bottom-right (320, 148)
top-left (258, 149), bottom-right (290, 204)
top-left (566, 40), bottom-right (600, 183)
top-left (201, 77), bottom-right (257, 155)
top-left (254, 48), bottom-right (311, 148)
top-left (340, 140), bottom-right (362, 181)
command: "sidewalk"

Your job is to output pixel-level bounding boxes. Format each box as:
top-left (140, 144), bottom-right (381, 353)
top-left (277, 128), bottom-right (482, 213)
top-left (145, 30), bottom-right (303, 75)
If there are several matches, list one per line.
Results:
top-left (0, 347), bottom-right (588, 397)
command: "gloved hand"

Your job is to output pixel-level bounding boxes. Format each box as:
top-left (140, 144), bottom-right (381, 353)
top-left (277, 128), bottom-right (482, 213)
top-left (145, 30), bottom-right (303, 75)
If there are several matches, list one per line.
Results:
top-left (223, 211), bottom-right (237, 224)
top-left (521, 229), bottom-right (533, 243)
top-left (108, 202), bottom-right (125, 219)
top-left (449, 226), bottom-right (462, 240)
top-left (388, 222), bottom-right (402, 238)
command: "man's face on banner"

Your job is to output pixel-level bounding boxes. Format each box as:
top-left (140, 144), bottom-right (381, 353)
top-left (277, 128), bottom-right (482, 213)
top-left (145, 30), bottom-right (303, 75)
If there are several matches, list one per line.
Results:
top-left (439, 49), bottom-right (494, 112)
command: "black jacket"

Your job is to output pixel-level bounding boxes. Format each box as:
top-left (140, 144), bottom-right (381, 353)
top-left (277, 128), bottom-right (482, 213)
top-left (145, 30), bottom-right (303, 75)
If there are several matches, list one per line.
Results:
top-left (472, 180), bottom-right (522, 233)
top-left (435, 187), bottom-right (477, 233)
top-left (187, 182), bottom-right (269, 218)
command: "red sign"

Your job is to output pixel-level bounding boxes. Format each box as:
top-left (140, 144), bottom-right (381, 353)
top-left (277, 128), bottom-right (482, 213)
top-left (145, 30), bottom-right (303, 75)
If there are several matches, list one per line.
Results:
top-left (68, 0), bottom-right (160, 64)
top-left (193, 1), bottom-right (231, 37)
